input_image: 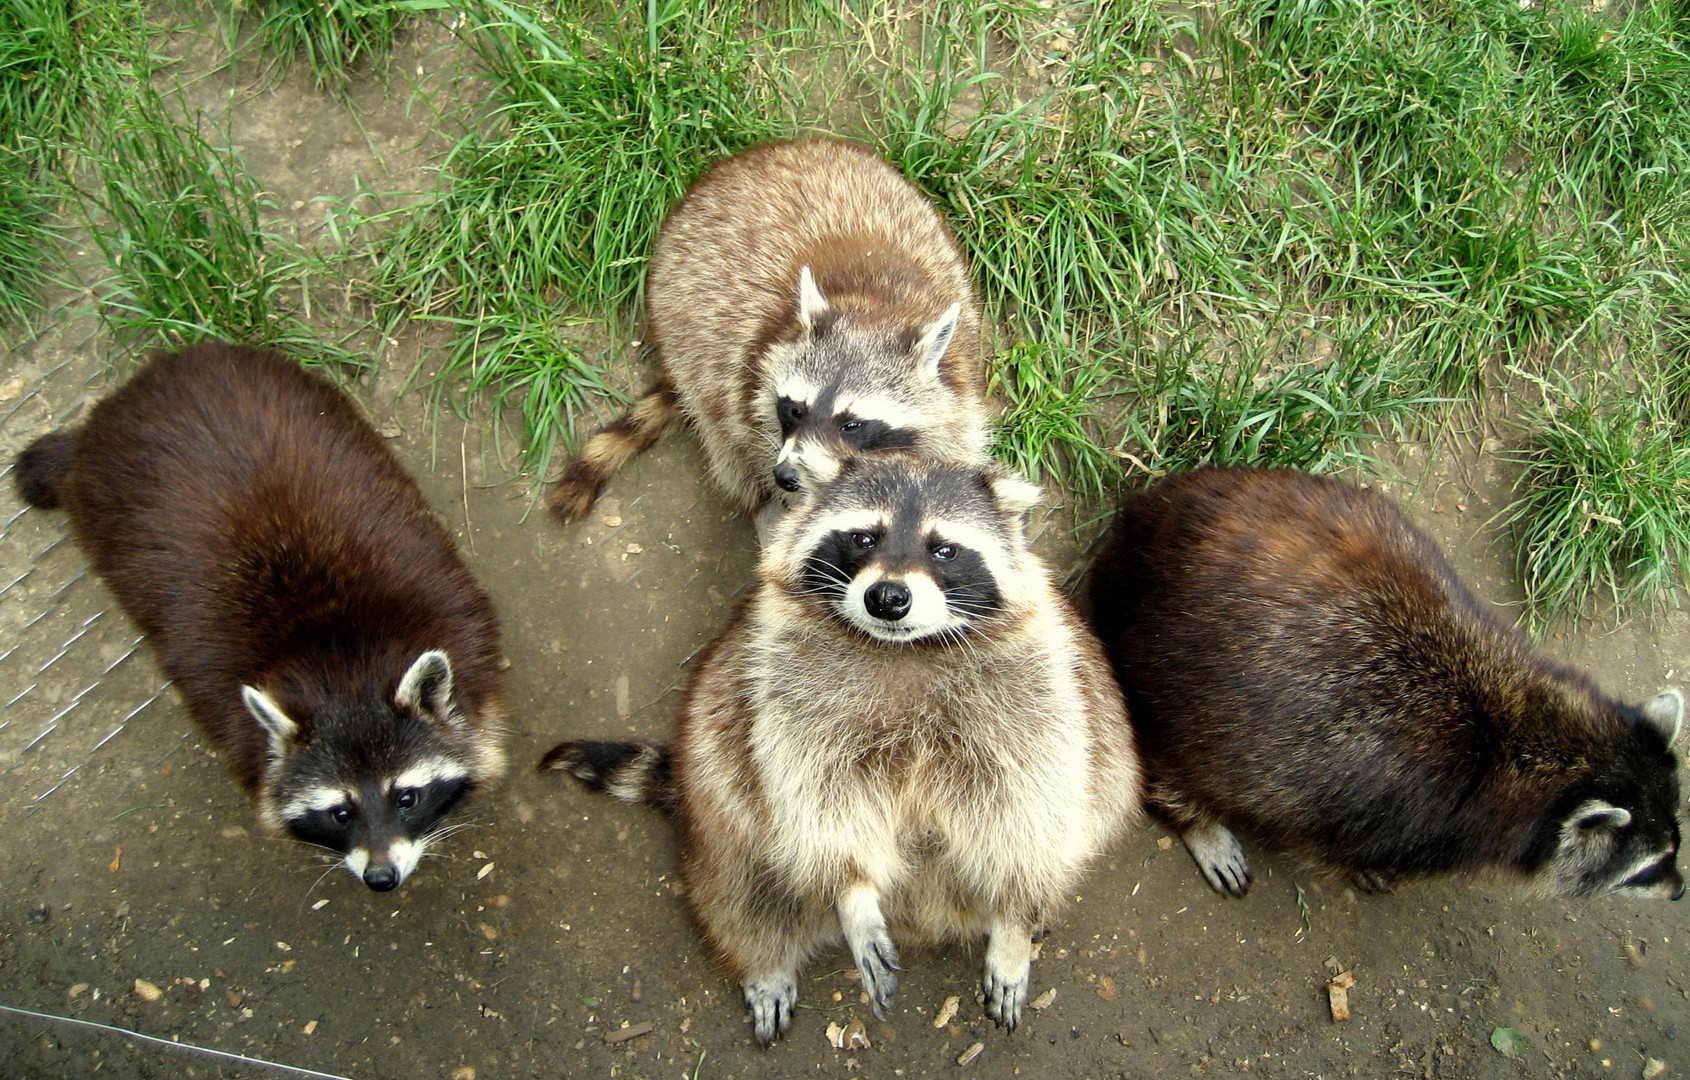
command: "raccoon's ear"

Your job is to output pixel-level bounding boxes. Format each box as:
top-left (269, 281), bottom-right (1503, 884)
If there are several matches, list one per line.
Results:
top-left (1568, 801), bottom-right (1632, 833)
top-left (396, 650), bottom-right (456, 721)
top-left (912, 302), bottom-right (962, 382)
top-left (241, 686), bottom-right (297, 759)
top-left (797, 266), bottom-right (829, 330)
top-left (988, 469), bottom-right (1043, 516)
top-left (1637, 689), bottom-right (1685, 747)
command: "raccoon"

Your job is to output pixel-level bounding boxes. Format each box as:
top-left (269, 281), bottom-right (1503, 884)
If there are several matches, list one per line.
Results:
top-left (1089, 466), bottom-right (1685, 902)
top-left (543, 455), bottom-right (1141, 1044)
top-left (547, 137), bottom-right (990, 527)
top-left (13, 343), bottom-right (507, 891)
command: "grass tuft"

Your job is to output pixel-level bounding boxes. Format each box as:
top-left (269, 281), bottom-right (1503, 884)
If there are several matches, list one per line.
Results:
top-left (249, 0), bottom-right (420, 92)
top-left (1503, 376), bottom-right (1690, 630)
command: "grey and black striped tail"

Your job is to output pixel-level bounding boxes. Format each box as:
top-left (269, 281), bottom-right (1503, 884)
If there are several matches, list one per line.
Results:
top-left (539, 740), bottom-right (678, 815)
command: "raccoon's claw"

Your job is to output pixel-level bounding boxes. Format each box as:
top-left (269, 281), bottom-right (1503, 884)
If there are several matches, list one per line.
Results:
top-left (1181, 821), bottom-right (1252, 898)
top-left (744, 975), bottom-right (797, 1047)
top-left (853, 929), bottom-right (901, 1020)
top-left (1351, 869), bottom-right (1394, 894)
top-left (982, 966), bottom-right (1030, 1031)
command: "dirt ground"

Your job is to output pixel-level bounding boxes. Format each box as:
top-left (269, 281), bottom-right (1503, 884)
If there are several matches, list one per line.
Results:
top-left (1, 22), bottom-right (1688, 1080)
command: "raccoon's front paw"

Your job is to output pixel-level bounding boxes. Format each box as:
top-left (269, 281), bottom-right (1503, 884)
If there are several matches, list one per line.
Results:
top-left (851, 926), bottom-right (901, 1020)
top-left (1351, 869), bottom-right (1395, 894)
top-left (744, 975), bottom-right (797, 1047)
top-left (1181, 821), bottom-right (1252, 898)
top-left (982, 965), bottom-right (1030, 1031)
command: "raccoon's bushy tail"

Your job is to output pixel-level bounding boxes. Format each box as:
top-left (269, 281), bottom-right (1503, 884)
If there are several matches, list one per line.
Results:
top-left (547, 380), bottom-right (682, 525)
top-left (540, 740), bottom-right (678, 814)
top-left (14, 430), bottom-right (77, 510)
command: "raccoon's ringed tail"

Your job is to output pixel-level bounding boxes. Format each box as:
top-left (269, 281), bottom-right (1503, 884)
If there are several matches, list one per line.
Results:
top-left (539, 739), bottom-right (677, 813)
top-left (547, 380), bottom-right (682, 525)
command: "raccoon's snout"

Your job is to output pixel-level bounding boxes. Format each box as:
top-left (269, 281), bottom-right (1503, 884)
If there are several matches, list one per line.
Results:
top-left (865, 580), bottom-right (911, 621)
top-left (774, 462), bottom-right (802, 492)
top-left (363, 863), bottom-right (400, 891)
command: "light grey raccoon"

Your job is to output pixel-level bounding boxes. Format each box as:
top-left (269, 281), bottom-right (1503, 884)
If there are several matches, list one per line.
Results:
top-left (543, 455), bottom-right (1141, 1044)
top-left (1090, 466), bottom-right (1685, 902)
top-left (547, 138), bottom-right (990, 527)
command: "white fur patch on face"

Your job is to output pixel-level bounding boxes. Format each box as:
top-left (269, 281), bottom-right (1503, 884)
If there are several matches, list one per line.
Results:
top-left (781, 438), bottom-right (843, 487)
top-left (343, 846), bottom-right (370, 881)
top-left (384, 837), bottom-right (423, 883)
top-left (773, 377), bottom-right (819, 406)
top-left (282, 785), bottom-right (354, 821)
top-left (389, 760), bottom-right (469, 794)
top-left (841, 570), bottom-right (957, 643)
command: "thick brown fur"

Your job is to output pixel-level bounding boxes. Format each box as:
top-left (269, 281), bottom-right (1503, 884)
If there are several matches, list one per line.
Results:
top-left (547, 138), bottom-right (989, 523)
top-left (1090, 466), bottom-right (1684, 901)
top-left (14, 343), bottom-right (507, 825)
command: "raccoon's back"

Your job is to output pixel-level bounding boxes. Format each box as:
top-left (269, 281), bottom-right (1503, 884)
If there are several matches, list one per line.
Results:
top-left (51, 344), bottom-right (502, 777)
top-left (1094, 467), bottom-right (1552, 869)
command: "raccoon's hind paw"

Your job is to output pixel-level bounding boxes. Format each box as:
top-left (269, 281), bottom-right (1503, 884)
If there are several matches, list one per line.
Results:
top-left (1350, 869), bottom-right (1395, 894)
top-left (744, 975), bottom-right (797, 1047)
top-left (852, 927), bottom-right (901, 1021)
top-left (1181, 821), bottom-right (1252, 898)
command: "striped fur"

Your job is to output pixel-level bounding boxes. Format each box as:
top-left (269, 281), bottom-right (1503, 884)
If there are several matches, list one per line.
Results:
top-left (547, 380), bottom-right (682, 524)
top-left (539, 740), bottom-right (677, 814)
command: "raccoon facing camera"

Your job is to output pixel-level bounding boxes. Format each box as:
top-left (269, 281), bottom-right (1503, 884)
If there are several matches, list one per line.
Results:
top-left (543, 454), bottom-right (1142, 1045)
top-left (14, 343), bottom-right (508, 891)
top-left (546, 137), bottom-right (992, 533)
top-left (1091, 465), bottom-right (1685, 904)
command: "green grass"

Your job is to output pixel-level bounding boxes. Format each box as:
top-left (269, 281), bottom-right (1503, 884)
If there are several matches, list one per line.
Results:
top-left (1503, 370), bottom-right (1690, 629)
top-left (80, 87), bottom-right (360, 364)
top-left (12, 0), bottom-right (1690, 624)
top-left (0, 0), bottom-right (145, 322)
top-left (360, 0), bottom-right (804, 463)
top-left (248, 0), bottom-right (421, 92)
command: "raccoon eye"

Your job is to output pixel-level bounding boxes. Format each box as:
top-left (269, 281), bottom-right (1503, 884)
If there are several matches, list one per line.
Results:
top-left (395, 789), bottom-right (418, 810)
top-left (840, 420), bottom-right (864, 433)
top-left (931, 544), bottom-right (958, 561)
top-left (850, 531), bottom-right (877, 550)
top-left (331, 806), bottom-right (353, 825)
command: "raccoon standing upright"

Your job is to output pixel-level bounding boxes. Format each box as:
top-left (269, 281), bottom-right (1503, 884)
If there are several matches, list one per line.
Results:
top-left (544, 456), bottom-right (1141, 1044)
top-left (1090, 466), bottom-right (1684, 902)
top-left (14, 343), bottom-right (507, 891)
top-left (547, 138), bottom-right (990, 526)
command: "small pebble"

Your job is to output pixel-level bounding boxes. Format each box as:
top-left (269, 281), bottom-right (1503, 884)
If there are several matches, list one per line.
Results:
top-left (957, 1041), bottom-right (985, 1066)
top-left (933, 995), bottom-right (959, 1027)
top-left (603, 516), bottom-right (623, 527)
top-left (450, 1069), bottom-right (477, 1080)
top-left (134, 979), bottom-right (162, 1003)
top-left (303, 1020), bottom-right (317, 1035)
top-left (1030, 989), bottom-right (1058, 1010)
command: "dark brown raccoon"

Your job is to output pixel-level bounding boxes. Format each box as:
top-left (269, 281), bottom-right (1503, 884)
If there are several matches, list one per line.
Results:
top-left (1090, 466), bottom-right (1684, 902)
top-left (13, 343), bottom-right (507, 890)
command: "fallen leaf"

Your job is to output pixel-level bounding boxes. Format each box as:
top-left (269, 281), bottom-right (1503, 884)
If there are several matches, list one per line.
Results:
top-left (1490, 1027), bottom-right (1527, 1058)
top-left (1029, 988), bottom-right (1057, 1010)
top-left (1096, 976), bottom-right (1120, 1002)
top-left (110, 847), bottom-right (122, 873)
top-left (932, 994), bottom-right (959, 1028)
top-left (1643, 1058), bottom-right (1667, 1080)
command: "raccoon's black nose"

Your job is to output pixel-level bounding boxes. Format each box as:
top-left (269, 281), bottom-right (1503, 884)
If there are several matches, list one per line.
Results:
top-left (773, 463), bottom-right (802, 492)
top-left (865, 581), bottom-right (912, 621)
top-left (363, 865), bottom-right (399, 891)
